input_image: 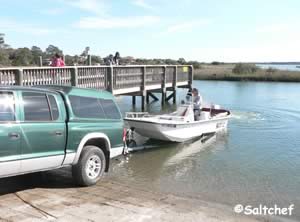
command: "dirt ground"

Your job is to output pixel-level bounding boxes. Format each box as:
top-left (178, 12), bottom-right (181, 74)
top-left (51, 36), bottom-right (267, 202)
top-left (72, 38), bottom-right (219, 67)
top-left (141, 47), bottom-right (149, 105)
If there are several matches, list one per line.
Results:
top-left (0, 167), bottom-right (291, 222)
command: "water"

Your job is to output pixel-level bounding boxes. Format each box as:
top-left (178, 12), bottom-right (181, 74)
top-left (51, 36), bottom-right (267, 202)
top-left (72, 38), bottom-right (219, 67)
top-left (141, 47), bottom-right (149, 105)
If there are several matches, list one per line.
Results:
top-left (111, 80), bottom-right (300, 221)
top-left (256, 63), bottom-right (300, 71)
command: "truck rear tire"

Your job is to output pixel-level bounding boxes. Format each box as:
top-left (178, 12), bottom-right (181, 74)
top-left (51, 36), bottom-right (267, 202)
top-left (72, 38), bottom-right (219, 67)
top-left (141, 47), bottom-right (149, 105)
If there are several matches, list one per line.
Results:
top-left (72, 145), bottom-right (106, 186)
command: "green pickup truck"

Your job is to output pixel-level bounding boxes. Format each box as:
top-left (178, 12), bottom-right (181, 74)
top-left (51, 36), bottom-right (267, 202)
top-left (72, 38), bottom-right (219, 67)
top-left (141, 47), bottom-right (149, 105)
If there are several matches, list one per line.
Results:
top-left (0, 86), bottom-right (124, 186)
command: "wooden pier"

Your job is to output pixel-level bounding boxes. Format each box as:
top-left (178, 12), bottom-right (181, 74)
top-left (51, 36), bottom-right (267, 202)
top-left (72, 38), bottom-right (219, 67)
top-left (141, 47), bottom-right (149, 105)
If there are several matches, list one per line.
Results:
top-left (0, 65), bottom-right (193, 110)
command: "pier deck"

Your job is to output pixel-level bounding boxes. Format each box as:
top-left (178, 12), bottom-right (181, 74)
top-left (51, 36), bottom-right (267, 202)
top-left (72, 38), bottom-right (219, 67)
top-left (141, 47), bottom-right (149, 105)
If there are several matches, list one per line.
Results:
top-left (0, 65), bottom-right (193, 109)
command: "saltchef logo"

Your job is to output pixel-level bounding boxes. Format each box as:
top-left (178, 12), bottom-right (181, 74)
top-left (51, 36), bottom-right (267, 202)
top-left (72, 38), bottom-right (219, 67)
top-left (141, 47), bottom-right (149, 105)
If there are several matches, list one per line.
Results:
top-left (234, 204), bottom-right (294, 216)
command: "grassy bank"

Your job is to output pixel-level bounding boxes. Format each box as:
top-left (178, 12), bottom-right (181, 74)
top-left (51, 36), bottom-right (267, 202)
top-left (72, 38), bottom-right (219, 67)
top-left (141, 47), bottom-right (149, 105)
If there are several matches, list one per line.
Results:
top-left (194, 64), bottom-right (300, 82)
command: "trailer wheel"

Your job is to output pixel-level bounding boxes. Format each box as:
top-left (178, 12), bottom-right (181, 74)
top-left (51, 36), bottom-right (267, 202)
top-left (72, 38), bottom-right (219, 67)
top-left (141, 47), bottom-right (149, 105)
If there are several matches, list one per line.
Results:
top-left (72, 146), bottom-right (106, 186)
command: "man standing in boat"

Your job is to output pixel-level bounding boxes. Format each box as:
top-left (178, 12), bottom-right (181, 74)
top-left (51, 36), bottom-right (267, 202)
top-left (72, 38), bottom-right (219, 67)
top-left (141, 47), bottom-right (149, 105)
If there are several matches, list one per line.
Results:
top-left (192, 88), bottom-right (203, 120)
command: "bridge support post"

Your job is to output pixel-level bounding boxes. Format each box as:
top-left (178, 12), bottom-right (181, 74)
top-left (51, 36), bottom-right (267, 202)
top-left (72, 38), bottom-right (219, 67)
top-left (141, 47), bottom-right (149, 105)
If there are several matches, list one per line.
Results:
top-left (107, 66), bottom-right (114, 93)
top-left (161, 66), bottom-right (167, 105)
top-left (141, 66), bottom-right (146, 111)
top-left (71, 67), bottom-right (78, 86)
top-left (173, 66), bottom-right (178, 104)
top-left (162, 89), bottom-right (166, 105)
top-left (132, 96), bottom-right (136, 106)
top-left (15, 69), bottom-right (23, 86)
top-left (150, 92), bottom-right (159, 101)
top-left (141, 92), bottom-right (146, 111)
top-left (146, 92), bottom-right (149, 104)
top-left (188, 65), bottom-right (193, 89)
top-left (146, 92), bottom-right (159, 103)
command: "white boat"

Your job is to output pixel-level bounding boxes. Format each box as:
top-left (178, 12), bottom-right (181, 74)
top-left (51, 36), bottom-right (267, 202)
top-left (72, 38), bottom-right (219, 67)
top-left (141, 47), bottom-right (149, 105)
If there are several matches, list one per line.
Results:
top-left (124, 103), bottom-right (231, 142)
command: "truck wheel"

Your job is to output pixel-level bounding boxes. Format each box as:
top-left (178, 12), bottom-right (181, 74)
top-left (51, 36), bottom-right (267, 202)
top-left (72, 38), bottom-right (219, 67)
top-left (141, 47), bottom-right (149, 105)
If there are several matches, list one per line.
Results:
top-left (72, 146), bottom-right (106, 186)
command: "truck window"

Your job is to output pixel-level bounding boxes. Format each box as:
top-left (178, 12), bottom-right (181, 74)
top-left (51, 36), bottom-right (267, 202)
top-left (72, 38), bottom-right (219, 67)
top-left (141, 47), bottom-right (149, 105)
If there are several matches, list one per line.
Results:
top-left (100, 99), bottom-right (121, 119)
top-left (48, 95), bottom-right (59, 120)
top-left (0, 91), bottom-right (15, 122)
top-left (69, 95), bottom-right (106, 119)
top-left (23, 92), bottom-right (51, 121)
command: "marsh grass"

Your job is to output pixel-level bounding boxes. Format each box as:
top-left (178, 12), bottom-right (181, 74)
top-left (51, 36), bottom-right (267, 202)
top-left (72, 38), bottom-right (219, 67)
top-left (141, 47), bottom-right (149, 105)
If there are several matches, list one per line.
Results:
top-left (194, 64), bottom-right (300, 82)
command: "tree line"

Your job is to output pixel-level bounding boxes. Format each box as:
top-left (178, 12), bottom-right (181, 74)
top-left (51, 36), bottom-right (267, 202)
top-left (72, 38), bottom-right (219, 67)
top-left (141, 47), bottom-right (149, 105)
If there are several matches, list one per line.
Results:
top-left (0, 33), bottom-right (205, 68)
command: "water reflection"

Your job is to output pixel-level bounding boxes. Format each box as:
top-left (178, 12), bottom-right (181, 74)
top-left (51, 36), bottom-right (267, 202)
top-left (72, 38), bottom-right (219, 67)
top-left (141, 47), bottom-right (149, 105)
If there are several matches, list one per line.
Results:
top-left (165, 134), bottom-right (218, 167)
top-left (110, 132), bottom-right (229, 191)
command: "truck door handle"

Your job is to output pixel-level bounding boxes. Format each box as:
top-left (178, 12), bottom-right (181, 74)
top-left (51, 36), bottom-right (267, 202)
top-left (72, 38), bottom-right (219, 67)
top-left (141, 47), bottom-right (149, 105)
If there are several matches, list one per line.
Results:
top-left (53, 131), bottom-right (63, 136)
top-left (8, 132), bottom-right (20, 140)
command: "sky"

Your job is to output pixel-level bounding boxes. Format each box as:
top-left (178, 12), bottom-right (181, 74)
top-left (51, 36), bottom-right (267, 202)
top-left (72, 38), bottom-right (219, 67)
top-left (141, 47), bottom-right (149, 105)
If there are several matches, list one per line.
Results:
top-left (0, 0), bottom-right (300, 62)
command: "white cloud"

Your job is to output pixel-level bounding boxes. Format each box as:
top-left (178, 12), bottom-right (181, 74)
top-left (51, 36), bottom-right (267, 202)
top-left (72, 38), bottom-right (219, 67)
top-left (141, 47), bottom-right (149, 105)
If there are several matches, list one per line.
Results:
top-left (189, 44), bottom-right (300, 63)
top-left (41, 8), bottom-right (65, 15)
top-left (63, 0), bottom-right (108, 14)
top-left (0, 19), bottom-right (54, 36)
top-left (187, 23), bottom-right (300, 62)
top-left (254, 22), bottom-right (300, 43)
top-left (165, 19), bottom-right (212, 34)
top-left (76, 16), bottom-right (160, 29)
top-left (257, 23), bottom-right (295, 34)
top-left (131, 0), bottom-right (154, 10)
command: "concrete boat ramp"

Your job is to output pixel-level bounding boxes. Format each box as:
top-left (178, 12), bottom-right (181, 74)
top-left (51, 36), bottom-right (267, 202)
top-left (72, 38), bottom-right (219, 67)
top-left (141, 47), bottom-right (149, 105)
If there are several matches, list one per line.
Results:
top-left (0, 167), bottom-right (285, 222)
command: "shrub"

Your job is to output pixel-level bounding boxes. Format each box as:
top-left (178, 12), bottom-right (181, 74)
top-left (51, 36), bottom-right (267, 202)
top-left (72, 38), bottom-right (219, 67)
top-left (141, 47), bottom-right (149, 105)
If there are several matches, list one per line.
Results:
top-left (188, 61), bottom-right (202, 69)
top-left (211, 61), bottom-right (223, 65)
top-left (266, 67), bottom-right (277, 74)
top-left (232, 63), bottom-right (258, 74)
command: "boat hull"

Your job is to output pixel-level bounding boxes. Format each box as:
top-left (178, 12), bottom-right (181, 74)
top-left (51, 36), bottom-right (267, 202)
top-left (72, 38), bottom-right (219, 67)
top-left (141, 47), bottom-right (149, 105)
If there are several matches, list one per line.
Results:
top-left (125, 116), bottom-right (230, 142)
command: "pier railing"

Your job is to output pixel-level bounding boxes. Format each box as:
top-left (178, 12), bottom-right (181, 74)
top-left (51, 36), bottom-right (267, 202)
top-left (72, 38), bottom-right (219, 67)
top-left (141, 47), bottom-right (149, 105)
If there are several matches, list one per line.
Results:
top-left (0, 65), bottom-right (193, 95)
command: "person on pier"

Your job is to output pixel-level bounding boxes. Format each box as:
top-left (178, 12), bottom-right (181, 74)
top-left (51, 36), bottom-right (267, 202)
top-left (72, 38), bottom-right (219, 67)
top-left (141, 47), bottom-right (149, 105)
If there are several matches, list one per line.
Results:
top-left (105, 54), bottom-right (114, 65)
top-left (51, 53), bottom-right (65, 67)
top-left (113, 52), bottom-right (120, 65)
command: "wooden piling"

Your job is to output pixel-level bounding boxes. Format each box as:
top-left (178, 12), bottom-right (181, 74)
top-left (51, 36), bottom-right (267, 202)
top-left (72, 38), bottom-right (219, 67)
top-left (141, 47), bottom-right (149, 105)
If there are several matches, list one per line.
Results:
top-left (161, 66), bottom-right (167, 105)
top-left (15, 69), bottom-right (23, 86)
top-left (70, 67), bottom-right (78, 86)
top-left (141, 66), bottom-right (146, 111)
top-left (107, 66), bottom-right (114, 93)
top-left (147, 92), bottom-right (159, 102)
top-left (146, 92), bottom-right (150, 104)
top-left (188, 65), bottom-right (193, 89)
top-left (173, 66), bottom-right (178, 104)
top-left (141, 93), bottom-right (146, 111)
